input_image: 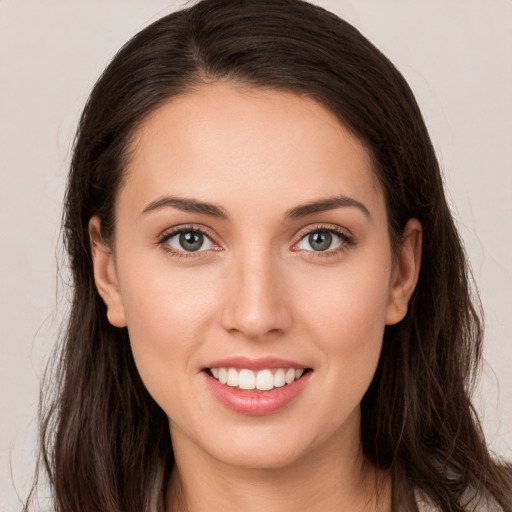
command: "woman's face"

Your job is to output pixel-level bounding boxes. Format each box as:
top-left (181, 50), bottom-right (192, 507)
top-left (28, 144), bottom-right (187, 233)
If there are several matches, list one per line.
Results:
top-left (91, 82), bottom-right (419, 469)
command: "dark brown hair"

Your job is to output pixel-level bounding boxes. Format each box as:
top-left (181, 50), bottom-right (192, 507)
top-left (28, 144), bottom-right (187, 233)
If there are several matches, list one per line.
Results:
top-left (27, 0), bottom-right (511, 511)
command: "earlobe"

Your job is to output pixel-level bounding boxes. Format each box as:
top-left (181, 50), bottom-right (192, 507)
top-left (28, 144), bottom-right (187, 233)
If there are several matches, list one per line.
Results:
top-left (385, 218), bottom-right (422, 325)
top-left (89, 217), bottom-right (127, 328)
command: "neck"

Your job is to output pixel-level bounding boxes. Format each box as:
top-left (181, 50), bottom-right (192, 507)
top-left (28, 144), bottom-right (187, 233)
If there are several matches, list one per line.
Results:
top-left (165, 413), bottom-right (391, 512)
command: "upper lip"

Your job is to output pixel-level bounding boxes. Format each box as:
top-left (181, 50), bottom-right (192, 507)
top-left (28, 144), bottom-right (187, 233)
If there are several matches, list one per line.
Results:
top-left (203, 356), bottom-right (310, 371)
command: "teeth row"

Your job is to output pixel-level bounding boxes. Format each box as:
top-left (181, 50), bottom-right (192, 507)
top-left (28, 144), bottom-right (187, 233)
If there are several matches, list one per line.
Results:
top-left (210, 368), bottom-right (305, 391)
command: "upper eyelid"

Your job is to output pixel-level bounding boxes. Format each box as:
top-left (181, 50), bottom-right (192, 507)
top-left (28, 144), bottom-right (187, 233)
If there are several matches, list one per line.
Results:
top-left (294, 223), bottom-right (352, 241)
top-left (158, 224), bottom-right (217, 243)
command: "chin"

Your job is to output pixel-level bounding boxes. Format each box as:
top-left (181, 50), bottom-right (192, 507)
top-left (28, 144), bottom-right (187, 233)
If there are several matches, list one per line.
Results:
top-left (211, 440), bottom-right (309, 470)
top-left (193, 418), bottom-right (330, 471)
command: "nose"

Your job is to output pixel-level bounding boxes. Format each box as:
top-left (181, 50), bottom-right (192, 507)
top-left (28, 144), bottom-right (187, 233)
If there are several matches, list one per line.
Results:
top-left (220, 249), bottom-right (293, 341)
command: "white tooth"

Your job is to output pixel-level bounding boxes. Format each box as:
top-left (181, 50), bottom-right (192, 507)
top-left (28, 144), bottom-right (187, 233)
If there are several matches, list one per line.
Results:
top-left (238, 369), bottom-right (256, 390)
top-left (256, 369), bottom-right (274, 391)
top-left (211, 368), bottom-right (219, 379)
top-left (274, 368), bottom-right (286, 388)
top-left (285, 368), bottom-right (295, 384)
top-left (226, 368), bottom-right (239, 387)
top-left (218, 367), bottom-right (227, 384)
top-left (295, 369), bottom-right (304, 379)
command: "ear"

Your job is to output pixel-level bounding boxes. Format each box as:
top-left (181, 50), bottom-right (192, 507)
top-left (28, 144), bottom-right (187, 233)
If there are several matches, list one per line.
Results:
top-left (385, 218), bottom-right (422, 325)
top-left (89, 216), bottom-right (127, 328)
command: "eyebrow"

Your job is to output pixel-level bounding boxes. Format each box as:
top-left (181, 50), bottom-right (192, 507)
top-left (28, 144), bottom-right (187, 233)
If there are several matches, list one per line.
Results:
top-left (141, 194), bottom-right (370, 220)
top-left (141, 196), bottom-right (228, 218)
top-left (284, 195), bottom-right (371, 220)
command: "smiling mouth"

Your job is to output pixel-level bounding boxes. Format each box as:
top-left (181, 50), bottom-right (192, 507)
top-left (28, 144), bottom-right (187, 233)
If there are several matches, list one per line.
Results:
top-left (206, 367), bottom-right (312, 392)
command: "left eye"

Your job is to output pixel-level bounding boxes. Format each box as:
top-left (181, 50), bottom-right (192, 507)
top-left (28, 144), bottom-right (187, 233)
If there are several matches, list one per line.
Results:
top-left (165, 230), bottom-right (214, 252)
top-left (296, 230), bottom-right (344, 252)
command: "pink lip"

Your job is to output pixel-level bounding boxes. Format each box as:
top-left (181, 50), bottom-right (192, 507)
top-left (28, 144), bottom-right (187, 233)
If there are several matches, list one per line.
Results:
top-left (204, 356), bottom-right (308, 371)
top-left (203, 369), bottom-right (312, 416)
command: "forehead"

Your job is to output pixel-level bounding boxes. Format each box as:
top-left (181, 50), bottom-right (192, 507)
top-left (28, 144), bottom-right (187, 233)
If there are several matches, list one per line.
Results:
top-left (120, 81), bottom-right (384, 221)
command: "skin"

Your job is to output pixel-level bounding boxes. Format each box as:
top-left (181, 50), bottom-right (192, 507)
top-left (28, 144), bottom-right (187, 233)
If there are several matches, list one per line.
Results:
top-left (90, 82), bottom-right (422, 512)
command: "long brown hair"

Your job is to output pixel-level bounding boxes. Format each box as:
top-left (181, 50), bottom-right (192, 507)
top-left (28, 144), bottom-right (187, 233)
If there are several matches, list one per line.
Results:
top-left (27, 0), bottom-right (511, 510)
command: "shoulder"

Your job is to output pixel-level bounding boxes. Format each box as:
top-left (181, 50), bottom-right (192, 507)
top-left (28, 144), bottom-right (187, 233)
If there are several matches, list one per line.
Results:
top-left (415, 488), bottom-right (504, 512)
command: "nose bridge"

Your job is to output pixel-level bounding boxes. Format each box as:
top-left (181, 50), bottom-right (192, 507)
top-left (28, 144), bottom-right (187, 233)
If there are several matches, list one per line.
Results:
top-left (221, 242), bottom-right (291, 339)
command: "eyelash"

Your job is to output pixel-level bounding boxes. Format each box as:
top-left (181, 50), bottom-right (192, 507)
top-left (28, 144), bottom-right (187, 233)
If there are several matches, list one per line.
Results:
top-left (157, 223), bottom-right (354, 259)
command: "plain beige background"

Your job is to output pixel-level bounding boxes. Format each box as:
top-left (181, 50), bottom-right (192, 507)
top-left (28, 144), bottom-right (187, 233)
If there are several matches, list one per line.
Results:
top-left (1, 0), bottom-right (511, 509)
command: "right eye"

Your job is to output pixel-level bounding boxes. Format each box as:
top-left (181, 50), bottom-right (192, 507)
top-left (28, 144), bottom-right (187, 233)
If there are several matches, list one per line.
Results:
top-left (161, 229), bottom-right (215, 254)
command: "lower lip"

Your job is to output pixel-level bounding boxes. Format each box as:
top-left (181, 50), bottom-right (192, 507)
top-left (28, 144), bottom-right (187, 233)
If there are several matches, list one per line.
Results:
top-left (204, 371), bottom-right (312, 415)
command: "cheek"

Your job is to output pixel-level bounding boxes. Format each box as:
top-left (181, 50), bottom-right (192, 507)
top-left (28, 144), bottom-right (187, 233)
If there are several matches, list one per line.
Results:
top-left (120, 252), bottom-right (219, 337)
top-left (118, 259), bottom-right (219, 405)
top-left (295, 254), bottom-right (391, 342)
top-left (292, 253), bottom-right (392, 397)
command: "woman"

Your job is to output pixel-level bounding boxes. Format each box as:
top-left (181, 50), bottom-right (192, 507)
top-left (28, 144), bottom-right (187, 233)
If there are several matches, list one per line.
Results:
top-left (26, 0), bottom-right (511, 510)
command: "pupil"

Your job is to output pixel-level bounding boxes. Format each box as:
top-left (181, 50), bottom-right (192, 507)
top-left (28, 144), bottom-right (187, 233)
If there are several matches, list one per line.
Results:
top-left (309, 231), bottom-right (332, 251)
top-left (180, 231), bottom-right (203, 251)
